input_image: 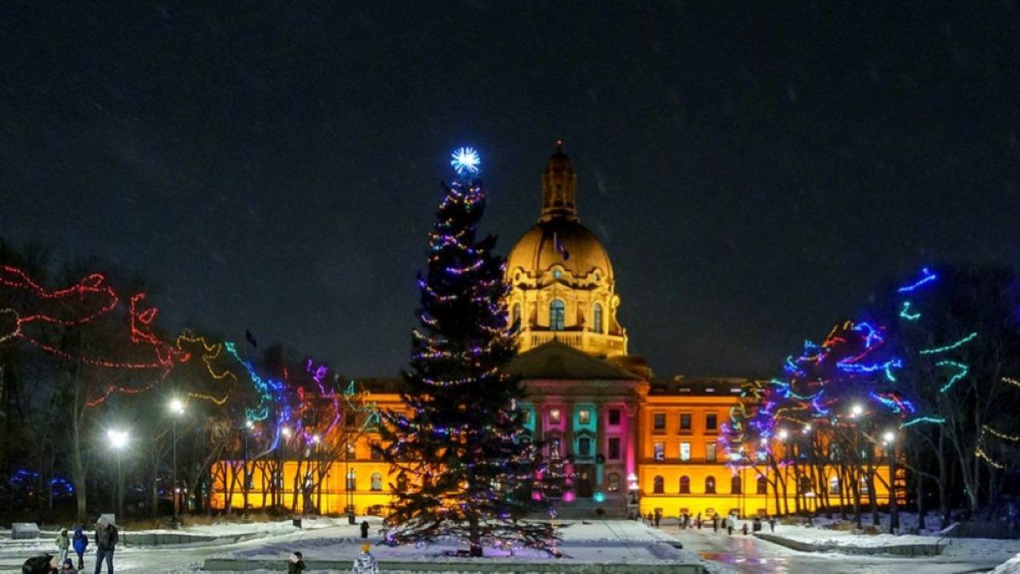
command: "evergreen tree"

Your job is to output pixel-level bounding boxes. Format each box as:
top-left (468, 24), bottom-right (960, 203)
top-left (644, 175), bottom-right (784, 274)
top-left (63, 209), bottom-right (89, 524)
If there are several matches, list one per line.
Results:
top-left (379, 148), bottom-right (556, 556)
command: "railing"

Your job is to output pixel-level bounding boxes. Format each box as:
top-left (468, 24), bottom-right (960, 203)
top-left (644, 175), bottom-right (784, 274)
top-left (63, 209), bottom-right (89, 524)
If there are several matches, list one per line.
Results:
top-left (525, 331), bottom-right (626, 354)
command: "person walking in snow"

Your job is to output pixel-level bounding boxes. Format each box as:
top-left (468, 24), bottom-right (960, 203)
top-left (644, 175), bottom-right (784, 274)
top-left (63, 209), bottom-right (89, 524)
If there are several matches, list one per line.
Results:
top-left (72, 527), bottom-right (88, 571)
top-left (712, 513), bottom-right (720, 533)
top-left (55, 528), bottom-right (70, 565)
top-left (351, 543), bottom-right (379, 574)
top-left (287, 551), bottom-right (306, 574)
top-left (93, 517), bottom-right (117, 574)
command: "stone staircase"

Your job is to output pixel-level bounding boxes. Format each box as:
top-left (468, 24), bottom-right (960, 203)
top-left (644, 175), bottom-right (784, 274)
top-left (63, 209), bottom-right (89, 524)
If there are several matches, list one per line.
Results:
top-left (549, 497), bottom-right (629, 519)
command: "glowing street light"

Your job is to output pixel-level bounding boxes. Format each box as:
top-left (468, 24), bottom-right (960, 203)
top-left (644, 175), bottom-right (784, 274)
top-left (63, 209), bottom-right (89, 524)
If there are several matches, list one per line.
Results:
top-left (803, 423), bottom-right (812, 433)
top-left (884, 429), bottom-right (899, 533)
top-left (777, 429), bottom-right (789, 440)
top-left (882, 430), bottom-right (896, 445)
top-left (850, 404), bottom-right (864, 418)
top-left (107, 429), bottom-right (129, 520)
top-left (168, 399), bottom-right (186, 524)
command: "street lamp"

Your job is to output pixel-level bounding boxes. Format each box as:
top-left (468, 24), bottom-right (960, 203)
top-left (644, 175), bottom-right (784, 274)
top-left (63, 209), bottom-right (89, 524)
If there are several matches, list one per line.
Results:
top-left (242, 420), bottom-right (253, 517)
top-left (168, 399), bottom-right (185, 524)
top-left (883, 430), bottom-right (899, 533)
top-left (850, 404), bottom-right (864, 418)
top-left (107, 429), bottom-right (129, 521)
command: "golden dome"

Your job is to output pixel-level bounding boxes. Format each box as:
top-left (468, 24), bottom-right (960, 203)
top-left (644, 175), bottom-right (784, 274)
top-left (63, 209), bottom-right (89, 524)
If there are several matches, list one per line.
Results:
top-left (506, 218), bottom-right (613, 281)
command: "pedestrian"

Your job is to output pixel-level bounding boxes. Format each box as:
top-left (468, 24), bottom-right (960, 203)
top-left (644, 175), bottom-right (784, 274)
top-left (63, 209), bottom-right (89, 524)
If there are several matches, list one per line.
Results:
top-left (681, 512), bottom-right (688, 529)
top-left (72, 527), bottom-right (88, 571)
top-left (646, 512), bottom-right (654, 526)
top-left (21, 553), bottom-right (56, 574)
top-left (60, 558), bottom-right (78, 574)
top-left (741, 523), bottom-right (749, 536)
top-left (768, 516), bottom-right (776, 533)
top-left (697, 512), bottom-right (702, 529)
top-left (360, 520), bottom-right (370, 539)
top-left (287, 551), bottom-right (306, 574)
top-left (93, 517), bottom-right (118, 574)
top-left (712, 513), bottom-right (720, 533)
top-left (351, 542), bottom-right (379, 574)
top-left (654, 510), bottom-right (661, 528)
top-left (55, 528), bottom-right (70, 565)
top-left (726, 516), bottom-right (734, 536)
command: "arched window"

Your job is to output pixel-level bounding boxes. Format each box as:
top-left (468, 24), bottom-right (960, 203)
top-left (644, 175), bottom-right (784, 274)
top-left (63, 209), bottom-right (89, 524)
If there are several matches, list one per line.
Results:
top-left (705, 476), bottom-right (716, 494)
top-left (592, 303), bottom-right (603, 333)
top-left (653, 476), bottom-right (664, 494)
top-left (346, 470), bottom-right (356, 491)
top-left (679, 476), bottom-right (691, 494)
top-left (757, 475), bottom-right (768, 495)
top-left (371, 473), bottom-right (383, 491)
top-left (607, 473), bottom-right (620, 492)
top-left (512, 303), bottom-right (522, 330)
top-left (396, 474), bottom-right (408, 492)
top-left (829, 476), bottom-right (840, 495)
top-left (731, 475), bottom-right (742, 494)
top-left (550, 300), bottom-right (565, 331)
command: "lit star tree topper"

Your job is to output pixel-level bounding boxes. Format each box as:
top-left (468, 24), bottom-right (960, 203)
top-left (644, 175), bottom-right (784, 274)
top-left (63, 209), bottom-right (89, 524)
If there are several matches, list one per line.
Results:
top-left (450, 146), bottom-right (481, 177)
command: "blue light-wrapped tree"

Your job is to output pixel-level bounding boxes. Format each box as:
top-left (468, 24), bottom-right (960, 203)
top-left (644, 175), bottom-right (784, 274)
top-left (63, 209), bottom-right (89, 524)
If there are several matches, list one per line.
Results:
top-left (378, 148), bottom-right (557, 557)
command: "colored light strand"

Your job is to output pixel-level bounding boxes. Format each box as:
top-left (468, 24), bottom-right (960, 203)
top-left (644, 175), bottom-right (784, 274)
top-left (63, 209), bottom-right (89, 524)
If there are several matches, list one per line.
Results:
top-left (919, 332), bottom-right (978, 355)
top-left (935, 360), bottom-right (969, 393)
top-left (897, 267), bottom-right (937, 293)
top-left (899, 301), bottom-right (921, 321)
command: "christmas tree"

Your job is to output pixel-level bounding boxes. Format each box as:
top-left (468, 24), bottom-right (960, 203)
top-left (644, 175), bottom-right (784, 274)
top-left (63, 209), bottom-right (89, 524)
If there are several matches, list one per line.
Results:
top-left (379, 147), bottom-right (557, 556)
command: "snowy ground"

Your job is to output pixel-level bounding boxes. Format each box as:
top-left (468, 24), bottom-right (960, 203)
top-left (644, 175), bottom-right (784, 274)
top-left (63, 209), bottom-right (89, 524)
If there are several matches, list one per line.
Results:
top-left (993, 553), bottom-right (1020, 573)
top-left (0, 517), bottom-right (694, 572)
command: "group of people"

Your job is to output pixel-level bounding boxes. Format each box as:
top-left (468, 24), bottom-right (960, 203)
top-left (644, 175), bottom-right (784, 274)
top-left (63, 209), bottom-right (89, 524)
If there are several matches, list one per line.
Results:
top-left (639, 509), bottom-right (780, 536)
top-left (21, 517), bottom-right (119, 574)
top-left (288, 543), bottom-right (379, 574)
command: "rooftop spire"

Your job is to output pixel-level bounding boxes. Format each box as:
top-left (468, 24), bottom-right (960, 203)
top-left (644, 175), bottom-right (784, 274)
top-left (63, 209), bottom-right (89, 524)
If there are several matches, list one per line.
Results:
top-left (540, 141), bottom-right (578, 221)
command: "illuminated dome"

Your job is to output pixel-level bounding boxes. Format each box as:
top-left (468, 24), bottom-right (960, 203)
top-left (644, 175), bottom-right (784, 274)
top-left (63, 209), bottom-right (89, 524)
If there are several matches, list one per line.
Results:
top-left (504, 144), bottom-right (627, 358)
top-left (506, 219), bottom-right (613, 282)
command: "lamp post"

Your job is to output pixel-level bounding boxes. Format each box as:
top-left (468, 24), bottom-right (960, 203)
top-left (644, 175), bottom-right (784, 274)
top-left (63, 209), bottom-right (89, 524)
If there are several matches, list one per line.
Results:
top-left (243, 420), bottom-right (253, 517)
top-left (169, 398), bottom-right (185, 524)
top-left (849, 404), bottom-right (864, 529)
top-left (883, 430), bottom-right (899, 533)
top-left (107, 429), bottom-right (129, 521)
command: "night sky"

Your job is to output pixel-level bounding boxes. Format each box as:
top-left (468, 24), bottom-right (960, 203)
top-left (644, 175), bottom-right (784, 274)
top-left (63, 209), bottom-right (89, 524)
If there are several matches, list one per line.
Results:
top-left (2, 2), bottom-right (1017, 378)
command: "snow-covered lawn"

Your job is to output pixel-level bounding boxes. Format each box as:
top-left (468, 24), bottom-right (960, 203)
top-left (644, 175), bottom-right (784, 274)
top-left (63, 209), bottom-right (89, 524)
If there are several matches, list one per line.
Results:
top-left (1, 517), bottom-right (694, 572)
top-left (994, 552), bottom-right (1020, 573)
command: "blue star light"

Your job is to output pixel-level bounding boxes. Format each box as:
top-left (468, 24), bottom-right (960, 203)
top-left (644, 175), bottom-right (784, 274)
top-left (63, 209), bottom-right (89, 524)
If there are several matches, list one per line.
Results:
top-left (450, 147), bottom-right (481, 176)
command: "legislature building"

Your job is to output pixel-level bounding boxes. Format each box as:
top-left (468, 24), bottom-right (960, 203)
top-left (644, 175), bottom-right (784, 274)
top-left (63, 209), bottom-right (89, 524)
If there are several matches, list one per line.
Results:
top-left (213, 146), bottom-right (892, 520)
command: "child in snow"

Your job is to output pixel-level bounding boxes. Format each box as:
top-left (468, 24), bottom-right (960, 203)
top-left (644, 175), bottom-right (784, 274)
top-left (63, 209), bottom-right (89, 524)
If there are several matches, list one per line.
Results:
top-left (60, 558), bottom-right (77, 574)
top-left (351, 543), bottom-right (379, 574)
top-left (287, 551), bottom-right (306, 574)
top-left (55, 528), bottom-right (70, 565)
top-left (71, 527), bottom-right (88, 570)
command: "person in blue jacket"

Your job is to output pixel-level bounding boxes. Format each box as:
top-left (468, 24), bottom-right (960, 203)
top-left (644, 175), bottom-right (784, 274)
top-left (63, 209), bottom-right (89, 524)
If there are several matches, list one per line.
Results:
top-left (71, 526), bottom-right (88, 570)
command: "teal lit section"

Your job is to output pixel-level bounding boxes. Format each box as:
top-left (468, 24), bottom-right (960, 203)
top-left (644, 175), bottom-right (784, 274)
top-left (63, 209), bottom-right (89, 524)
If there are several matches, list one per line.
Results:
top-left (572, 403), bottom-right (597, 461)
top-left (518, 402), bottom-right (536, 434)
top-left (572, 403), bottom-right (597, 432)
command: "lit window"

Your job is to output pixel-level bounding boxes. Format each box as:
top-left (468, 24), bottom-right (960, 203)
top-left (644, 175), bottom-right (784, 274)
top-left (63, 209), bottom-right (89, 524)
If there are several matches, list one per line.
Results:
top-left (346, 470), bottom-right (356, 491)
top-left (549, 438), bottom-right (561, 459)
top-left (757, 475), bottom-right (768, 495)
top-left (679, 442), bottom-right (691, 461)
top-left (829, 476), bottom-right (840, 495)
top-left (549, 408), bottom-right (562, 424)
top-left (608, 437), bottom-right (621, 460)
top-left (706, 443), bottom-right (717, 462)
top-left (346, 443), bottom-right (356, 460)
top-left (550, 300), bottom-right (565, 331)
top-left (512, 303), bottom-right (522, 330)
top-left (679, 476), bottom-right (690, 494)
top-left (608, 409), bottom-right (621, 426)
top-left (592, 303), bottom-right (603, 333)
top-left (653, 476), bottom-right (664, 494)
top-left (371, 473), bottom-right (382, 492)
top-left (680, 414), bottom-right (691, 432)
top-left (578, 409), bottom-right (591, 425)
top-left (706, 413), bottom-right (718, 431)
top-left (653, 441), bottom-right (665, 461)
top-left (705, 476), bottom-right (716, 494)
top-left (607, 473), bottom-right (620, 492)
